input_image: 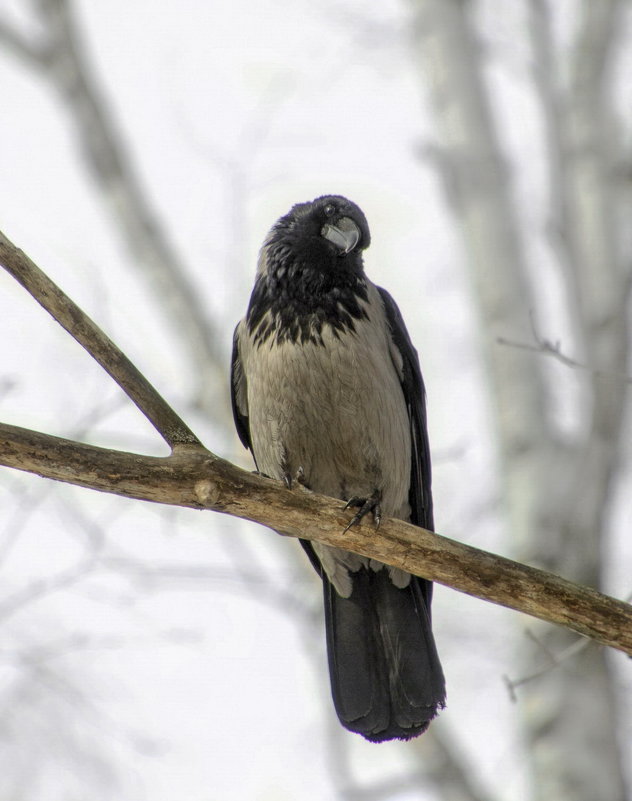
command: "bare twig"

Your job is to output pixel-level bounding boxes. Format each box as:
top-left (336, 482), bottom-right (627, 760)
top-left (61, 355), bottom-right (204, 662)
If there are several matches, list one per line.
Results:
top-left (503, 637), bottom-right (591, 703)
top-left (503, 588), bottom-right (632, 701)
top-left (0, 228), bottom-right (201, 449)
top-left (497, 306), bottom-right (632, 382)
top-left (496, 335), bottom-right (632, 384)
top-left (503, 636), bottom-right (591, 703)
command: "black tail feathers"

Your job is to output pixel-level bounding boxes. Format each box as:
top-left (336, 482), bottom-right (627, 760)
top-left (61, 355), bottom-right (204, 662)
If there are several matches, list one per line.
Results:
top-left (323, 567), bottom-right (445, 742)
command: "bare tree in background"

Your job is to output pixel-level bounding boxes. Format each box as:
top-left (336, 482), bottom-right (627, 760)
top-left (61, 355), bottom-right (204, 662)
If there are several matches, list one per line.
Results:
top-left (0, 0), bottom-right (230, 415)
top-left (411, 1), bottom-right (629, 799)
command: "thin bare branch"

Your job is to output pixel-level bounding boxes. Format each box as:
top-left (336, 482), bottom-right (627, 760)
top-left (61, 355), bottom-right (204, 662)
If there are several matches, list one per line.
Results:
top-left (496, 335), bottom-right (632, 384)
top-left (504, 587), bottom-right (632, 701)
top-left (503, 632), bottom-right (591, 702)
top-left (0, 228), bottom-right (201, 449)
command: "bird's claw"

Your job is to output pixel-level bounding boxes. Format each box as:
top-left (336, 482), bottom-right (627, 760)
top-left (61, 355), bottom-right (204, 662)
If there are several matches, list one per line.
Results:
top-left (283, 466), bottom-right (309, 490)
top-left (343, 491), bottom-right (382, 533)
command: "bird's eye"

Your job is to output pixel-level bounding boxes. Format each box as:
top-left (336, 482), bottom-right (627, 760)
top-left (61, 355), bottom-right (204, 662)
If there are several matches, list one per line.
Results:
top-left (323, 203), bottom-right (336, 217)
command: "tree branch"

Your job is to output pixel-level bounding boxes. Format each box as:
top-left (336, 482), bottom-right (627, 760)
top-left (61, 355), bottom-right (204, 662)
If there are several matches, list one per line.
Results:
top-left (0, 420), bottom-right (631, 657)
top-left (0, 229), bottom-right (200, 449)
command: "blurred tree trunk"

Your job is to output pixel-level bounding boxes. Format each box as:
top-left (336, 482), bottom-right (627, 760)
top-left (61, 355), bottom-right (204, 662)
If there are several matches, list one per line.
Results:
top-left (409, 1), bottom-right (629, 800)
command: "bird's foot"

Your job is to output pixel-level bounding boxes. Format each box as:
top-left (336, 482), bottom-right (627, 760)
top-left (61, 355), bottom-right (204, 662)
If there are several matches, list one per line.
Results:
top-left (343, 490), bottom-right (382, 533)
top-left (283, 466), bottom-right (309, 490)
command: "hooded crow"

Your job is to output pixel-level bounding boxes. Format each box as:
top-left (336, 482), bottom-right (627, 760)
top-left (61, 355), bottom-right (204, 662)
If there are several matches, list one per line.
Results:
top-left (231, 195), bottom-right (445, 741)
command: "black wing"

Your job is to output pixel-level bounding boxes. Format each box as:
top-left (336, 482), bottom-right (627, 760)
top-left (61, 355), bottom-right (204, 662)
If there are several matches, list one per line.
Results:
top-left (377, 287), bottom-right (434, 532)
top-left (230, 324), bottom-right (252, 451)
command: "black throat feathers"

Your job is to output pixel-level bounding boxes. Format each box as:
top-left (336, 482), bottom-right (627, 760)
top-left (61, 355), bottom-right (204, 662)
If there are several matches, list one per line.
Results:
top-left (246, 252), bottom-right (370, 347)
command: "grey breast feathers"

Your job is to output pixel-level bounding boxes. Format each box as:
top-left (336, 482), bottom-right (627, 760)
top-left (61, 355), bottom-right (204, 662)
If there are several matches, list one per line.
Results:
top-left (234, 281), bottom-right (413, 595)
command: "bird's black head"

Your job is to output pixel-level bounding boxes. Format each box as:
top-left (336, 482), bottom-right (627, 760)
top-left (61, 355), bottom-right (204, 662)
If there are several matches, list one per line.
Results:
top-left (261, 195), bottom-right (371, 278)
top-left (247, 196), bottom-right (372, 345)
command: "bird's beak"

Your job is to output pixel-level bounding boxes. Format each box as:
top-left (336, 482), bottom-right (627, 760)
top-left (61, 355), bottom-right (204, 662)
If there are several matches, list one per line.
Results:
top-left (321, 217), bottom-right (361, 254)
